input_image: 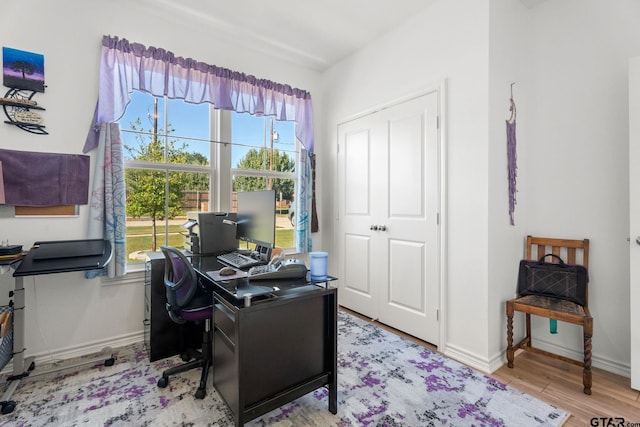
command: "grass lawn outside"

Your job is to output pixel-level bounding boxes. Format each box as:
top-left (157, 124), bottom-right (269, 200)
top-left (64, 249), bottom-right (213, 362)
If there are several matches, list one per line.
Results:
top-left (126, 214), bottom-right (294, 262)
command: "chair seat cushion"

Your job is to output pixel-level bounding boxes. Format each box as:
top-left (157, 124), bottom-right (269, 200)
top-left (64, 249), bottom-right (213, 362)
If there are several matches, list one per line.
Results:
top-left (513, 294), bottom-right (585, 316)
top-left (181, 290), bottom-right (212, 312)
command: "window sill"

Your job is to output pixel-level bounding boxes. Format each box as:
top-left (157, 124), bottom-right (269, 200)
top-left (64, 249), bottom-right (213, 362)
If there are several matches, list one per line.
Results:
top-left (100, 268), bottom-right (144, 286)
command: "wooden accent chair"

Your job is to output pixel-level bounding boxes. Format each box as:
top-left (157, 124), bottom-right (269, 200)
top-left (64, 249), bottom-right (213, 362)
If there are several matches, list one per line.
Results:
top-left (506, 236), bottom-right (593, 394)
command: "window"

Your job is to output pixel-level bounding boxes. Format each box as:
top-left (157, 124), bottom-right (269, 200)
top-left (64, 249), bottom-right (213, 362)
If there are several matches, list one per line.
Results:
top-left (119, 92), bottom-right (297, 265)
top-left (230, 112), bottom-right (297, 250)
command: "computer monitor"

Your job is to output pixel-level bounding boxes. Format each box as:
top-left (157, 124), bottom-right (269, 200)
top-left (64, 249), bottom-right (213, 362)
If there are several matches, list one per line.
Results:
top-left (236, 189), bottom-right (276, 251)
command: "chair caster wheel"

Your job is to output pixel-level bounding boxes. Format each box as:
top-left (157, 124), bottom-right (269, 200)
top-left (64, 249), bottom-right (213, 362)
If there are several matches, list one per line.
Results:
top-left (1, 401), bottom-right (15, 414)
top-left (180, 353), bottom-right (191, 362)
top-left (157, 377), bottom-right (169, 388)
top-left (104, 357), bottom-right (116, 367)
top-left (195, 388), bottom-right (206, 399)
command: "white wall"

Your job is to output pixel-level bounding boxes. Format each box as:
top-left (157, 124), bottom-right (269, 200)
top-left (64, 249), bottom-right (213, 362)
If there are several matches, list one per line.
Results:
top-left (523, 0), bottom-right (640, 376)
top-left (486, 0), bottom-right (532, 371)
top-left (0, 0), bottom-right (321, 360)
top-left (322, 0), bottom-right (493, 365)
top-left (324, 0), bottom-right (639, 378)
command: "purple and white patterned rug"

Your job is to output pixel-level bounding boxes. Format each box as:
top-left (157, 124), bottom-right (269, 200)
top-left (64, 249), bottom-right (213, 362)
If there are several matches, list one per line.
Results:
top-left (0, 311), bottom-right (568, 426)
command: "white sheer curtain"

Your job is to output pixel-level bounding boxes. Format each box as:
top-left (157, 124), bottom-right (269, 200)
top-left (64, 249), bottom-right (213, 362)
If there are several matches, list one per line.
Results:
top-left (84, 35), bottom-right (317, 256)
top-left (85, 123), bottom-right (127, 278)
top-left (295, 148), bottom-right (313, 253)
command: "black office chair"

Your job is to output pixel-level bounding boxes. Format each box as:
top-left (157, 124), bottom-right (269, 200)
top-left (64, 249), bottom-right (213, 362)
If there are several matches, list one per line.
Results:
top-left (156, 246), bottom-right (213, 399)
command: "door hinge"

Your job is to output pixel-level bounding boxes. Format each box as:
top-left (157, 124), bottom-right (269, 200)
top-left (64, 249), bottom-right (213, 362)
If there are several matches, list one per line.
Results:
top-left (436, 308), bottom-right (439, 321)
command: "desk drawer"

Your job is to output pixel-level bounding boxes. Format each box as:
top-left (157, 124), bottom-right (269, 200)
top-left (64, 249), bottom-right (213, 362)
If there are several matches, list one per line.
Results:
top-left (214, 300), bottom-right (236, 345)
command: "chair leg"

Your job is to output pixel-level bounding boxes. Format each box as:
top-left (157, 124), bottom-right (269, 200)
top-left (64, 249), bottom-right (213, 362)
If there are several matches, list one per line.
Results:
top-left (525, 313), bottom-right (531, 349)
top-left (195, 319), bottom-right (213, 399)
top-left (583, 317), bottom-right (593, 395)
top-left (159, 358), bottom-right (204, 379)
top-left (506, 301), bottom-right (515, 368)
top-left (158, 319), bottom-right (214, 399)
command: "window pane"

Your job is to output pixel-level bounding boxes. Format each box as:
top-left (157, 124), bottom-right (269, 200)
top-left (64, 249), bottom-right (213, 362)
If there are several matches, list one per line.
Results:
top-left (165, 137), bottom-right (211, 166)
top-left (172, 171), bottom-right (211, 213)
top-left (232, 174), bottom-right (268, 192)
top-left (120, 92), bottom-right (165, 162)
top-left (125, 168), bottom-right (210, 263)
top-left (166, 99), bottom-right (211, 166)
top-left (125, 168), bottom-right (167, 263)
top-left (231, 112), bottom-right (297, 173)
top-left (167, 98), bottom-right (209, 140)
top-left (231, 175), bottom-right (295, 250)
top-left (272, 120), bottom-right (298, 173)
top-left (274, 178), bottom-right (295, 250)
top-left (120, 94), bottom-right (211, 166)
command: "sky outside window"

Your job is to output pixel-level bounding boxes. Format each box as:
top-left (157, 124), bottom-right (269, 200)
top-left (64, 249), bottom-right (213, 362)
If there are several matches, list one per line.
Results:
top-left (119, 91), bottom-right (297, 167)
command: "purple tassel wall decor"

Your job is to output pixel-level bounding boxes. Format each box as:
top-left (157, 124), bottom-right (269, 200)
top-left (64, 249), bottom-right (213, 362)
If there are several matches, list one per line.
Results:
top-left (507, 84), bottom-right (517, 225)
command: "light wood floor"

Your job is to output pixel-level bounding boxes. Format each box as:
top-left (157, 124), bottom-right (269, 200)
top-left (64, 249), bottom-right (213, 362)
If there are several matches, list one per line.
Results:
top-left (341, 308), bottom-right (640, 426)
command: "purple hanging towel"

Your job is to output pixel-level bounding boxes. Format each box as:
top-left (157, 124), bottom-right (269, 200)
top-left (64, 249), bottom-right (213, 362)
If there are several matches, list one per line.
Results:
top-left (0, 148), bottom-right (90, 206)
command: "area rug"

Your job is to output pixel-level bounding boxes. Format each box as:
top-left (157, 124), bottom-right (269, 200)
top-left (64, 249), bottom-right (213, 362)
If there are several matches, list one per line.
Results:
top-left (0, 311), bottom-right (569, 426)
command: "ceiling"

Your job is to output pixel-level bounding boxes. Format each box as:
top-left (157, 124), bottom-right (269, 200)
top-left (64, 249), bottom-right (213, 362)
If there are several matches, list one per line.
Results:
top-left (148, 0), bottom-right (546, 72)
top-left (147, 0), bottom-right (434, 71)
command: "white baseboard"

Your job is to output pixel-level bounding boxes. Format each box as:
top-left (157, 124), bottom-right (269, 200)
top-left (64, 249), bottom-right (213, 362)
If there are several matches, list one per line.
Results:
top-left (1, 331), bottom-right (144, 376)
top-left (443, 343), bottom-right (494, 374)
top-left (527, 339), bottom-right (631, 378)
top-left (442, 340), bottom-right (631, 380)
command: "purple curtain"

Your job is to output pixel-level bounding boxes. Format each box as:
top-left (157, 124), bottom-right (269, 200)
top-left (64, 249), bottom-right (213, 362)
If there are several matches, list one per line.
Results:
top-left (83, 35), bottom-right (315, 154)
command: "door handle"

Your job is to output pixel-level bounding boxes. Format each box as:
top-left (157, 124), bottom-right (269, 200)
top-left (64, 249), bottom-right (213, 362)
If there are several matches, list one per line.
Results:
top-left (636, 236), bottom-right (640, 245)
top-left (379, 225), bottom-right (387, 231)
top-left (370, 225), bottom-right (378, 231)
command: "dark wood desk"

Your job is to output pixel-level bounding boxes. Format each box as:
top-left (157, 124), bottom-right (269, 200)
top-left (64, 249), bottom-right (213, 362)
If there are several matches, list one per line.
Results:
top-left (198, 269), bottom-right (338, 427)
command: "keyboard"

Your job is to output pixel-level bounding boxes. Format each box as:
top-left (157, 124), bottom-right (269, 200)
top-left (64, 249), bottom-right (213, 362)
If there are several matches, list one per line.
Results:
top-left (217, 252), bottom-right (262, 269)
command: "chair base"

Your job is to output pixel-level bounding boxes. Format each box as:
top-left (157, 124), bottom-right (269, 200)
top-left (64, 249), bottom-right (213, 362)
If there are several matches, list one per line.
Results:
top-left (506, 301), bottom-right (592, 395)
top-left (157, 319), bottom-right (212, 399)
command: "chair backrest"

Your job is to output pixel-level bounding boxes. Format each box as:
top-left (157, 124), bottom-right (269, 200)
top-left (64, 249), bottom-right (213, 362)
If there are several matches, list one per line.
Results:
top-left (160, 246), bottom-right (199, 323)
top-left (526, 236), bottom-right (589, 268)
top-left (525, 235), bottom-right (590, 305)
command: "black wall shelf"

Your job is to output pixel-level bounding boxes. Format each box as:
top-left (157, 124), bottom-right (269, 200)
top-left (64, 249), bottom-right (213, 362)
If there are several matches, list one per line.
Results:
top-left (0, 88), bottom-right (47, 135)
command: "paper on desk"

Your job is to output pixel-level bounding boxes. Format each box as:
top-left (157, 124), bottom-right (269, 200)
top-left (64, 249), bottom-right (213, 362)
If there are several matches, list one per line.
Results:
top-left (207, 269), bottom-right (248, 281)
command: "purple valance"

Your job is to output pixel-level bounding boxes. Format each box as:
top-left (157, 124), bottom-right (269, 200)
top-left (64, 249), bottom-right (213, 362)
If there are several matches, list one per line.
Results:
top-left (0, 148), bottom-right (89, 206)
top-left (84, 35), bottom-right (315, 153)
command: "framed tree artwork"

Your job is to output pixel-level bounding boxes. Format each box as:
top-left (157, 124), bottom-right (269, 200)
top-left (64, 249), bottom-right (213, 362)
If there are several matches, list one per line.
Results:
top-left (2, 47), bottom-right (45, 92)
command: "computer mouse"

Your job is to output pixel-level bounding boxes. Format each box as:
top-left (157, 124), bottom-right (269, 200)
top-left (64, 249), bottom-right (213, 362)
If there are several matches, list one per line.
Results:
top-left (219, 266), bottom-right (236, 276)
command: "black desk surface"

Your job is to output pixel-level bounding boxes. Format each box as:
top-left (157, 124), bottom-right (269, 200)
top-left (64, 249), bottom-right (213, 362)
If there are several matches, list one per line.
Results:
top-left (191, 253), bottom-right (336, 302)
top-left (13, 239), bottom-right (113, 277)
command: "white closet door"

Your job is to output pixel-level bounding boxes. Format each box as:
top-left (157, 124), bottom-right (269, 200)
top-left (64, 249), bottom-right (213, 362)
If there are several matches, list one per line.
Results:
top-left (337, 91), bottom-right (441, 345)
top-left (337, 112), bottom-right (381, 318)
